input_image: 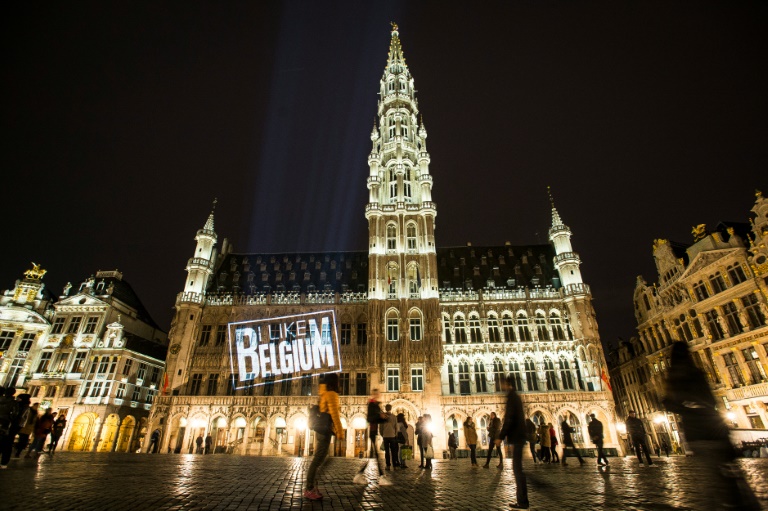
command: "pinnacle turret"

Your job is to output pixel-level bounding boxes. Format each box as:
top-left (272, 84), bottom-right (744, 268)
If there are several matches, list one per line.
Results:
top-left (387, 22), bottom-right (406, 68)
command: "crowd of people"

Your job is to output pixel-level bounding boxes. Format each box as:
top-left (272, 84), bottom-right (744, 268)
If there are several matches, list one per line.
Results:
top-left (0, 386), bottom-right (67, 469)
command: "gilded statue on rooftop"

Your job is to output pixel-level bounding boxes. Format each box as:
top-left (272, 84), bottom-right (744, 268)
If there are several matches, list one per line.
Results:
top-left (24, 262), bottom-right (47, 280)
top-left (692, 224), bottom-right (707, 242)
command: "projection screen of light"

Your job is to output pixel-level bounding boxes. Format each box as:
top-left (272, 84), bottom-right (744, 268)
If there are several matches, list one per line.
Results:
top-left (228, 310), bottom-right (341, 389)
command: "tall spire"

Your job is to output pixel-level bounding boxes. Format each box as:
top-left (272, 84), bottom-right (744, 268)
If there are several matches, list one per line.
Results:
top-left (387, 22), bottom-right (406, 67)
top-left (204, 197), bottom-right (217, 232)
top-left (548, 186), bottom-right (563, 227)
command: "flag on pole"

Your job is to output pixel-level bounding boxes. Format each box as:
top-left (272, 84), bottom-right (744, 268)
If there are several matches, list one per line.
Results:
top-left (600, 369), bottom-right (612, 392)
top-left (163, 372), bottom-right (169, 395)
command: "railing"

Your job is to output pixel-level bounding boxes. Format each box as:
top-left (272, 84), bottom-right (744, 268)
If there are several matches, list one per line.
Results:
top-left (549, 224), bottom-right (570, 235)
top-left (554, 252), bottom-right (580, 265)
top-left (563, 283), bottom-right (591, 297)
top-left (727, 381), bottom-right (768, 401)
top-left (177, 292), bottom-right (204, 305)
top-left (187, 257), bottom-right (212, 269)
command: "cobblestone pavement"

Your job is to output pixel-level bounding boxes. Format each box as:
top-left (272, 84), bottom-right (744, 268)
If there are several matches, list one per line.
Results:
top-left (1, 453), bottom-right (767, 510)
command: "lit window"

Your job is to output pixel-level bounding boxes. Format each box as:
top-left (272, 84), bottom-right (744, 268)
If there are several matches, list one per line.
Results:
top-left (387, 368), bottom-right (400, 392)
top-left (411, 367), bottom-right (423, 392)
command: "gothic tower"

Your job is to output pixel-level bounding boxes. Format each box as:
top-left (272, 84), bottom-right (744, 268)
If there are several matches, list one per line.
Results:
top-left (366, 24), bottom-right (442, 407)
top-left (548, 190), bottom-right (606, 391)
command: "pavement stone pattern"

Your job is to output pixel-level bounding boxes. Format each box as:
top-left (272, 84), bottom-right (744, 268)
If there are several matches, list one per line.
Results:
top-left (0, 453), bottom-right (767, 510)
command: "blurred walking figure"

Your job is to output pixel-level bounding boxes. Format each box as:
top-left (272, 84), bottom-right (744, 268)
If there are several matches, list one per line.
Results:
top-left (28, 408), bottom-right (54, 457)
top-left (204, 433), bottom-right (213, 454)
top-left (17, 402), bottom-right (39, 457)
top-left (195, 434), bottom-right (203, 454)
top-left (381, 403), bottom-right (399, 469)
top-left (304, 373), bottom-right (343, 501)
top-left (355, 388), bottom-right (385, 483)
top-left (588, 414), bottom-right (608, 466)
top-left (664, 342), bottom-right (760, 511)
top-left (482, 412), bottom-right (503, 468)
top-left (548, 423), bottom-right (559, 463)
top-left (525, 418), bottom-right (538, 463)
top-left (626, 411), bottom-right (653, 465)
top-left (560, 417), bottom-right (584, 465)
top-left (537, 422), bottom-right (551, 462)
top-left (463, 417), bottom-right (479, 466)
top-left (660, 440), bottom-right (670, 457)
top-left (396, 413), bottom-right (413, 468)
top-left (447, 431), bottom-right (458, 459)
top-left (419, 414), bottom-right (434, 469)
top-left (415, 416), bottom-right (425, 468)
top-left (498, 374), bottom-right (530, 510)
top-left (49, 412), bottom-right (67, 454)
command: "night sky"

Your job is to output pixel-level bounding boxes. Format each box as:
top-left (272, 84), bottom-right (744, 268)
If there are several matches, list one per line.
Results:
top-left (2, 2), bottom-right (766, 351)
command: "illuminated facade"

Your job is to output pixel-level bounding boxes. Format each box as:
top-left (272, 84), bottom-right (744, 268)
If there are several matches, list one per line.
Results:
top-left (148, 26), bottom-right (618, 458)
top-left (1, 268), bottom-right (166, 452)
top-left (609, 191), bottom-right (768, 452)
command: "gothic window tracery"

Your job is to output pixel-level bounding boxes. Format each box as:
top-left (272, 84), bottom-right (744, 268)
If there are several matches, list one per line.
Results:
top-left (544, 357), bottom-right (558, 390)
top-left (502, 313), bottom-right (515, 342)
top-left (474, 360), bottom-right (488, 392)
top-left (469, 315), bottom-right (482, 343)
top-left (454, 315), bottom-right (468, 343)
top-left (517, 313), bottom-right (532, 341)
top-left (524, 358), bottom-right (538, 391)
top-left (535, 312), bottom-right (550, 341)
top-left (488, 314), bottom-right (501, 343)
top-left (550, 311), bottom-right (565, 340)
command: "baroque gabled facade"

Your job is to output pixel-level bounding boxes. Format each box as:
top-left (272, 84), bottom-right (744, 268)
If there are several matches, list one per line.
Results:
top-left (609, 191), bottom-right (768, 453)
top-left (1, 267), bottom-right (167, 453)
top-left (147, 25), bottom-right (618, 458)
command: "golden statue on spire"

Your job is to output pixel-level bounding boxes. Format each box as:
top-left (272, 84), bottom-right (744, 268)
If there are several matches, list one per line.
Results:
top-left (692, 223), bottom-right (707, 242)
top-left (391, 22), bottom-right (398, 33)
top-left (24, 262), bottom-right (47, 280)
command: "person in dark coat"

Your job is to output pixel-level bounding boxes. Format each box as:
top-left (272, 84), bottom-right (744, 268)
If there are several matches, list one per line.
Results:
top-left (664, 342), bottom-right (760, 511)
top-left (356, 388), bottom-right (385, 480)
top-left (524, 418), bottom-right (538, 463)
top-left (482, 411), bottom-right (503, 468)
top-left (560, 418), bottom-right (584, 465)
top-left (497, 374), bottom-right (529, 510)
top-left (49, 412), bottom-right (67, 454)
top-left (587, 413), bottom-right (608, 466)
top-left (626, 410), bottom-right (653, 465)
top-left (204, 433), bottom-right (213, 454)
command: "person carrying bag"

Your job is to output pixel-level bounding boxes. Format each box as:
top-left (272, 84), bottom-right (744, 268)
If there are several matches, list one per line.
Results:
top-left (304, 374), bottom-right (343, 501)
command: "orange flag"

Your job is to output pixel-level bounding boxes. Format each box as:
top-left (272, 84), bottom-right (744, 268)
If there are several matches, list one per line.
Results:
top-left (600, 369), bottom-right (612, 392)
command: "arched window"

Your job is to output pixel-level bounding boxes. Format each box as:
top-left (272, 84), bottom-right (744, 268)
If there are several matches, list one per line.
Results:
top-left (409, 310), bottom-right (422, 341)
top-left (550, 312), bottom-right (565, 340)
top-left (386, 311), bottom-right (399, 342)
top-left (455, 316), bottom-right (468, 343)
top-left (693, 280), bottom-right (709, 301)
top-left (447, 363), bottom-right (456, 394)
top-left (524, 358), bottom-right (538, 391)
top-left (404, 169), bottom-right (412, 202)
top-left (488, 315), bottom-right (501, 343)
top-left (544, 357), bottom-right (558, 390)
top-left (502, 313), bottom-right (515, 342)
top-left (458, 361), bottom-right (471, 395)
top-left (443, 315), bottom-right (452, 344)
top-left (493, 359), bottom-right (505, 392)
top-left (559, 358), bottom-right (575, 390)
top-left (409, 279), bottom-right (419, 298)
top-left (709, 272), bottom-right (727, 294)
top-left (474, 361), bottom-right (488, 393)
top-left (508, 360), bottom-right (524, 392)
top-left (517, 313), bottom-right (532, 341)
top-left (406, 223), bottom-right (417, 252)
top-left (469, 315), bottom-right (482, 343)
top-left (388, 168), bottom-right (397, 201)
top-left (536, 312), bottom-right (550, 341)
top-left (386, 224), bottom-right (397, 251)
top-left (561, 411), bottom-right (583, 445)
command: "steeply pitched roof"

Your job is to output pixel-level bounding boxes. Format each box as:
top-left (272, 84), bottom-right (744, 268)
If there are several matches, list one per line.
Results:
top-left (208, 243), bottom-right (561, 295)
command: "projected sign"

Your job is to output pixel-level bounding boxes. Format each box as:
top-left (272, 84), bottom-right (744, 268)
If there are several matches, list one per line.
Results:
top-left (228, 310), bottom-right (340, 389)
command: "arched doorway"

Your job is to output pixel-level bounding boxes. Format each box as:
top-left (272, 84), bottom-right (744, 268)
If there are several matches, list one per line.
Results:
top-left (98, 414), bottom-right (120, 452)
top-left (68, 413), bottom-right (98, 452)
top-left (169, 416), bottom-right (187, 454)
top-left (116, 416), bottom-right (136, 452)
top-left (133, 418), bottom-right (147, 453)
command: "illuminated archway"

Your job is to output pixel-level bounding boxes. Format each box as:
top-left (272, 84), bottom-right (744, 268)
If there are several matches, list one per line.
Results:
top-left (68, 413), bottom-right (98, 452)
top-left (98, 414), bottom-right (120, 452)
top-left (116, 416), bottom-right (136, 452)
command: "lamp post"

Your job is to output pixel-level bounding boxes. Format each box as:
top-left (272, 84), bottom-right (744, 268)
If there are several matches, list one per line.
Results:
top-left (275, 417), bottom-right (286, 456)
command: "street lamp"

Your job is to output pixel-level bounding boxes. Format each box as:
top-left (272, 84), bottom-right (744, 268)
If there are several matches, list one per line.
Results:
top-left (726, 411), bottom-right (738, 428)
top-left (275, 417), bottom-right (287, 455)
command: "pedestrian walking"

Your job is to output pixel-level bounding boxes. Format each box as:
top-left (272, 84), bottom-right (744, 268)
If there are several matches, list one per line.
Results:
top-left (661, 439), bottom-right (670, 457)
top-left (380, 403), bottom-right (399, 469)
top-left (396, 413), bottom-right (413, 468)
top-left (525, 418), bottom-right (538, 463)
top-left (204, 433), bottom-right (213, 454)
top-left (498, 374), bottom-right (530, 510)
top-left (303, 373), bottom-right (343, 501)
top-left (148, 429), bottom-right (160, 453)
top-left (548, 423), bottom-right (559, 463)
top-left (463, 417), bottom-right (479, 467)
top-left (419, 414), bottom-right (434, 470)
top-left (356, 388), bottom-right (386, 483)
top-left (537, 422), bottom-right (551, 462)
top-left (28, 408), bottom-right (54, 457)
top-left (664, 341), bottom-right (760, 511)
top-left (559, 417), bottom-right (584, 465)
top-left (195, 434), bottom-right (203, 454)
top-left (415, 416), bottom-right (425, 468)
top-left (17, 402), bottom-right (38, 458)
top-left (0, 387), bottom-right (19, 469)
top-left (587, 413), bottom-right (608, 466)
top-left (49, 412), bottom-right (67, 454)
top-left (448, 431), bottom-right (458, 459)
top-left (482, 411), bottom-right (503, 468)
top-left (626, 410), bottom-right (653, 465)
